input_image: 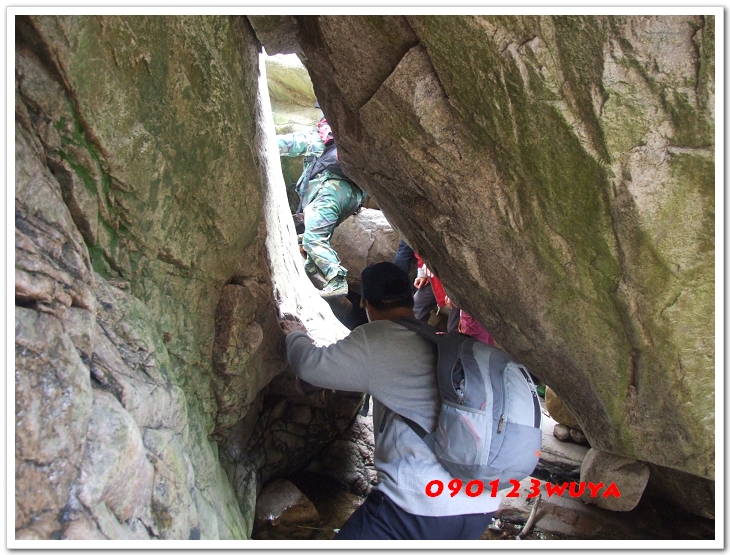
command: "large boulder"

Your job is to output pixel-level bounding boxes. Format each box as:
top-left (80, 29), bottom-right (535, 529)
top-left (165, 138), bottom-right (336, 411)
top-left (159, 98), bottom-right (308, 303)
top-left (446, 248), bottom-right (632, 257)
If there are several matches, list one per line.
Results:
top-left (259, 15), bottom-right (715, 481)
top-left (14, 14), bottom-right (357, 540)
top-left (265, 53), bottom-right (321, 135)
top-left (580, 448), bottom-right (650, 512)
top-left (15, 14), bottom-right (263, 538)
top-left (331, 207), bottom-right (401, 290)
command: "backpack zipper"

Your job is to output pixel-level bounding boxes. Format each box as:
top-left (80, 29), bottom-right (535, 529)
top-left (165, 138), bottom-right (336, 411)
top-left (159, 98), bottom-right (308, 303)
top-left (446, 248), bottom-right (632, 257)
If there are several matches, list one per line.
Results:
top-left (497, 414), bottom-right (506, 434)
top-left (455, 341), bottom-right (467, 405)
top-left (497, 363), bottom-right (508, 433)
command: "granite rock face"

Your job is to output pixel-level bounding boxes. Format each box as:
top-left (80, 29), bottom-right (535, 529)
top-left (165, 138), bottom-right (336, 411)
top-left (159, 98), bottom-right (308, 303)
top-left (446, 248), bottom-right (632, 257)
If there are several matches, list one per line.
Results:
top-left (14, 15), bottom-right (360, 540)
top-left (261, 15), bottom-right (715, 481)
top-left (15, 15), bottom-right (264, 539)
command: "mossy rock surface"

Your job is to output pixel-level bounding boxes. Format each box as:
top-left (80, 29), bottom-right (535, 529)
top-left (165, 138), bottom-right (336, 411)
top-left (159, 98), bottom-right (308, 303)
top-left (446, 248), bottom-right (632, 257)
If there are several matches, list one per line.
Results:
top-left (16, 14), bottom-right (268, 538)
top-left (286, 14), bottom-right (715, 479)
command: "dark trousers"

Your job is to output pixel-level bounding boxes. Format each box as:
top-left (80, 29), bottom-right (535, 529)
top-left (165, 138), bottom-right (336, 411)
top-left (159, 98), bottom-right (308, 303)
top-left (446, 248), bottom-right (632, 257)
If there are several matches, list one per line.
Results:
top-left (334, 490), bottom-right (494, 540)
top-left (393, 239), bottom-right (415, 275)
top-left (413, 282), bottom-right (460, 334)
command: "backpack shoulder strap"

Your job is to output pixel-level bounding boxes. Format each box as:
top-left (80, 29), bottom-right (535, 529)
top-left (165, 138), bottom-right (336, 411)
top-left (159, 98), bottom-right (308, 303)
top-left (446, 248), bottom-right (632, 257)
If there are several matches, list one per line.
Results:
top-left (380, 405), bottom-right (432, 447)
top-left (395, 317), bottom-right (441, 343)
top-left (396, 318), bottom-right (470, 404)
top-left (392, 318), bottom-right (453, 444)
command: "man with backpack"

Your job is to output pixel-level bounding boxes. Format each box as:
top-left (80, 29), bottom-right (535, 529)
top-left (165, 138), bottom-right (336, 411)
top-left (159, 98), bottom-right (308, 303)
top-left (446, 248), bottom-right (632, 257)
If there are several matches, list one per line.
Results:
top-left (278, 117), bottom-right (364, 299)
top-left (279, 262), bottom-right (504, 540)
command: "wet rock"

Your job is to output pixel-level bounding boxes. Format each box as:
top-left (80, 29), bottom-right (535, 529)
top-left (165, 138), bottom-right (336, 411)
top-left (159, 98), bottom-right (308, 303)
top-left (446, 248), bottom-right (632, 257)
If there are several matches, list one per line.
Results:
top-left (317, 489), bottom-right (363, 539)
top-left (579, 448), bottom-right (650, 511)
top-left (253, 479), bottom-right (320, 540)
top-left (569, 428), bottom-right (588, 444)
top-left (308, 414), bottom-right (376, 496)
top-left (553, 423), bottom-right (572, 442)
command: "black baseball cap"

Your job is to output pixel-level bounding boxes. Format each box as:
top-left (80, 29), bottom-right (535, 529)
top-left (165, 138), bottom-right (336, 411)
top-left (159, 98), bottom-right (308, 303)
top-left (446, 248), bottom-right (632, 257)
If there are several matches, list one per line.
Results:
top-left (360, 262), bottom-right (412, 306)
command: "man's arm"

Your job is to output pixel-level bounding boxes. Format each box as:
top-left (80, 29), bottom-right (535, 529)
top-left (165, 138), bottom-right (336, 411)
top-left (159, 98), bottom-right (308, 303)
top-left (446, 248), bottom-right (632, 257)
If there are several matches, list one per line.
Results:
top-left (281, 323), bottom-right (372, 393)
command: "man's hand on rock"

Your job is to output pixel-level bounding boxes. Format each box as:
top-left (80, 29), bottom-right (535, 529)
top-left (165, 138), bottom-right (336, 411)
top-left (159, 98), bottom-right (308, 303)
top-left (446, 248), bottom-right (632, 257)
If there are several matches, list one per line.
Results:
top-left (279, 317), bottom-right (308, 336)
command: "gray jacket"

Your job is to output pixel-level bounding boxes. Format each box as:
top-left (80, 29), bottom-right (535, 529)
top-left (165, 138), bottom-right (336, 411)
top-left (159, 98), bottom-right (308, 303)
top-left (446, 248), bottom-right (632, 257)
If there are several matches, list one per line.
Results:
top-left (285, 319), bottom-right (502, 517)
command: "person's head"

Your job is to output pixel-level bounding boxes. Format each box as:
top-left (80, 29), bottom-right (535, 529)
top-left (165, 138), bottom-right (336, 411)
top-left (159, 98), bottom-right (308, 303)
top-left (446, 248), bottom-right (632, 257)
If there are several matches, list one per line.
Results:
top-left (317, 117), bottom-right (334, 145)
top-left (360, 262), bottom-right (414, 321)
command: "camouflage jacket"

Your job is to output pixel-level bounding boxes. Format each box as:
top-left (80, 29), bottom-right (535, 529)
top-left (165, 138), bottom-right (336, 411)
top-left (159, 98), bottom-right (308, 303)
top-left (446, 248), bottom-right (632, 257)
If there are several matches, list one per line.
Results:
top-left (278, 131), bottom-right (359, 211)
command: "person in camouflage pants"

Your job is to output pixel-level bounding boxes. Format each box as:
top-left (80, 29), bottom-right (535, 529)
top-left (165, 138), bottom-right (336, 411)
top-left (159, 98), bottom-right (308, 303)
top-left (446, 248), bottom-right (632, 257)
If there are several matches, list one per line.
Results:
top-left (278, 118), bottom-right (363, 298)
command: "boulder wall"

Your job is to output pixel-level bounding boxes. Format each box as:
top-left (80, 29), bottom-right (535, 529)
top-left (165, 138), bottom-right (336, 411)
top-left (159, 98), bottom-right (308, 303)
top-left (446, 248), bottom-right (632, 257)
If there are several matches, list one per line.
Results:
top-left (15, 14), bottom-right (269, 539)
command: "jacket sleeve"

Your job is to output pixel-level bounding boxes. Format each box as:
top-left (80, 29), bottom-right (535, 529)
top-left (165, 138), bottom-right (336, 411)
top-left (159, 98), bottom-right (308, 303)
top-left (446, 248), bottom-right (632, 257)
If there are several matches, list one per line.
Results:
top-left (429, 275), bottom-right (447, 308)
top-left (277, 131), bottom-right (325, 157)
top-left (415, 253), bottom-right (427, 279)
top-left (285, 328), bottom-right (372, 393)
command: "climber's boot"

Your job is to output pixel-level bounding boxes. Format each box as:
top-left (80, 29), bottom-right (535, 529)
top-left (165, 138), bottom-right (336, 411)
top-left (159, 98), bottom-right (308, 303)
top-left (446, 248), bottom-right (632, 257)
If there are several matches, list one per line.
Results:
top-left (320, 275), bottom-right (348, 299)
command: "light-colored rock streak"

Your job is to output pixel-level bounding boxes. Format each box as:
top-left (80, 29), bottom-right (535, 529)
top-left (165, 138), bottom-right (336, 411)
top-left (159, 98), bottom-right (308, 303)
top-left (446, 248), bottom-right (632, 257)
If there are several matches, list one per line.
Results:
top-left (255, 51), bottom-right (349, 347)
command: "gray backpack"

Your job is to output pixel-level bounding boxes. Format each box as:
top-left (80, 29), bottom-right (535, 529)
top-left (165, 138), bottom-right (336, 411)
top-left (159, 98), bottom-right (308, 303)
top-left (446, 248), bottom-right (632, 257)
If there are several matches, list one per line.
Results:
top-left (395, 318), bottom-right (542, 488)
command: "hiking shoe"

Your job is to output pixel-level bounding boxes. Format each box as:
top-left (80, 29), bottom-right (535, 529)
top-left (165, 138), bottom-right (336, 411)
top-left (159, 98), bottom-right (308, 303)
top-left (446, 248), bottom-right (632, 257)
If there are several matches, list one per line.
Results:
top-left (308, 272), bottom-right (328, 290)
top-left (320, 276), bottom-right (348, 299)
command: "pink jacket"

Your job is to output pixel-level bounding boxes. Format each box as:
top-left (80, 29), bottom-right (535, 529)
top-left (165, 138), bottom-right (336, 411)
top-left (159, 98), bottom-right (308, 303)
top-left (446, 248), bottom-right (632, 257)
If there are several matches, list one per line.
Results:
top-left (459, 311), bottom-right (495, 346)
